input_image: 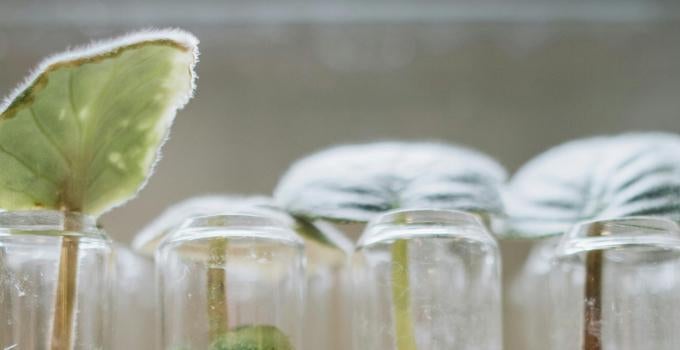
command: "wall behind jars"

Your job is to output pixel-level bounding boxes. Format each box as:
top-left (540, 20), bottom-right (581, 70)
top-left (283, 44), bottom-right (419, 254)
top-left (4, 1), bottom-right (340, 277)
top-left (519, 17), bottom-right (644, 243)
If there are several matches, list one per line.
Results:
top-left (2, 1), bottom-right (680, 349)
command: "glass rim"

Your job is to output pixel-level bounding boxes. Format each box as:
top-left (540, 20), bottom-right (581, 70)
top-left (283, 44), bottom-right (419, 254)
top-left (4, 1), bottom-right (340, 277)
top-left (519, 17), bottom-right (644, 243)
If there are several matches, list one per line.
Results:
top-left (179, 212), bottom-right (291, 229)
top-left (358, 208), bottom-right (496, 247)
top-left (556, 216), bottom-right (680, 256)
top-left (0, 210), bottom-right (103, 237)
top-left (368, 208), bottom-right (485, 226)
top-left (163, 213), bottom-right (304, 245)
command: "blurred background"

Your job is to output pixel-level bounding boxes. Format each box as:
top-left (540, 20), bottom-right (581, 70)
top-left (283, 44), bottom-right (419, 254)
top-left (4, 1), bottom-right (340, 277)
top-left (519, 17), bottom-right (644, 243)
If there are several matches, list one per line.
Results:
top-left (2, 0), bottom-right (680, 348)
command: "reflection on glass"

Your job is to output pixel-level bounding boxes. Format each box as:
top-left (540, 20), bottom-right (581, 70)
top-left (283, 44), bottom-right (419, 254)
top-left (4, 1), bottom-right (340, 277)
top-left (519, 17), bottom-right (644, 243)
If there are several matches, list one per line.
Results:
top-left (550, 217), bottom-right (680, 350)
top-left (112, 244), bottom-right (157, 350)
top-left (353, 209), bottom-right (502, 350)
top-left (509, 237), bottom-right (559, 350)
top-left (300, 221), bottom-right (353, 350)
top-left (156, 214), bottom-right (304, 350)
top-left (0, 211), bottom-right (112, 349)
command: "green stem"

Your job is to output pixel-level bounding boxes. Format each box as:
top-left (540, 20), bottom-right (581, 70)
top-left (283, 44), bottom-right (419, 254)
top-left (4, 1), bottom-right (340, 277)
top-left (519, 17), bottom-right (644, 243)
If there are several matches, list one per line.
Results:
top-left (391, 239), bottom-right (417, 350)
top-left (583, 250), bottom-right (603, 350)
top-left (51, 235), bottom-right (79, 350)
top-left (208, 238), bottom-right (229, 342)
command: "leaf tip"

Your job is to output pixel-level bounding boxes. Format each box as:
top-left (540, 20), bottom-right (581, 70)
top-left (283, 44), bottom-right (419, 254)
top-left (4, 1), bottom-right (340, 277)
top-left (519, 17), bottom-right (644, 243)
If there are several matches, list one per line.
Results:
top-left (0, 28), bottom-right (200, 216)
top-left (1, 27), bottom-right (199, 119)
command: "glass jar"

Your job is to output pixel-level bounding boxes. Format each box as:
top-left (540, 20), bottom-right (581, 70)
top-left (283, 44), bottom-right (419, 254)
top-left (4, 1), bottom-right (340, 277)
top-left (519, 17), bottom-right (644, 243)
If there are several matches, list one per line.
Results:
top-left (550, 217), bottom-right (680, 350)
top-left (112, 244), bottom-right (157, 350)
top-left (156, 214), bottom-right (305, 350)
top-left (0, 210), bottom-right (113, 349)
top-left (296, 221), bottom-right (353, 350)
top-left (508, 237), bottom-right (559, 350)
top-left (353, 209), bottom-right (502, 350)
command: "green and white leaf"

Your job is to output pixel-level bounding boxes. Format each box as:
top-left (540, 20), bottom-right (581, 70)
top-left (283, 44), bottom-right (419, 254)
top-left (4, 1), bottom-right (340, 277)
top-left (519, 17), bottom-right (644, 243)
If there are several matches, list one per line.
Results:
top-left (0, 29), bottom-right (198, 216)
top-left (274, 141), bottom-right (507, 223)
top-left (210, 325), bottom-right (293, 350)
top-left (505, 132), bottom-right (680, 238)
top-left (132, 195), bottom-right (352, 256)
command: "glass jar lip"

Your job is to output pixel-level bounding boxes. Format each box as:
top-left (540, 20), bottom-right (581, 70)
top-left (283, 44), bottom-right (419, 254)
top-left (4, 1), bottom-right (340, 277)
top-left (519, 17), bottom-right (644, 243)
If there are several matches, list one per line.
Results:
top-left (164, 213), bottom-right (303, 245)
top-left (368, 208), bottom-right (486, 227)
top-left (358, 208), bottom-right (496, 247)
top-left (556, 216), bottom-right (680, 256)
top-left (0, 210), bottom-right (103, 237)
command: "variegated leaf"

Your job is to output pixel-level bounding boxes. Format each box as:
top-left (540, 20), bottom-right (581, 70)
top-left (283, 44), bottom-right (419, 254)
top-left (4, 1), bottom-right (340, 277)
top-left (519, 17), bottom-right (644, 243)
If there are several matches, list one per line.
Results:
top-left (274, 142), bottom-right (507, 223)
top-left (0, 29), bottom-right (198, 216)
top-left (505, 132), bottom-right (680, 238)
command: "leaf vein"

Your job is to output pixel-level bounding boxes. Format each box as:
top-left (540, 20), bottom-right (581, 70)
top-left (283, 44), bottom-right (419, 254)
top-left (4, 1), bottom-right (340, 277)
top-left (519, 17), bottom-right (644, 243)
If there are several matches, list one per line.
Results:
top-left (0, 143), bottom-right (59, 187)
top-left (68, 70), bottom-right (83, 138)
top-left (29, 107), bottom-right (72, 168)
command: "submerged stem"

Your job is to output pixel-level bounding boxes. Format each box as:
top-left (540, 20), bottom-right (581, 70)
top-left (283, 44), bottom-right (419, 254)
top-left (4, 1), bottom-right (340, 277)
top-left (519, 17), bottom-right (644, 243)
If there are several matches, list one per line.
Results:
top-left (583, 249), bottom-right (603, 350)
top-left (208, 238), bottom-right (229, 341)
top-left (391, 239), bottom-right (417, 350)
top-left (51, 235), bottom-right (79, 350)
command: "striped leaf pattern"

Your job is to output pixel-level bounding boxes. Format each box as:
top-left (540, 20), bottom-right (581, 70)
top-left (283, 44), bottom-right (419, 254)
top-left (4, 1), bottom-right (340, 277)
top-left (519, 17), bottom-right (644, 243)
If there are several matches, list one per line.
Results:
top-left (506, 132), bottom-right (680, 238)
top-left (274, 142), bottom-right (507, 223)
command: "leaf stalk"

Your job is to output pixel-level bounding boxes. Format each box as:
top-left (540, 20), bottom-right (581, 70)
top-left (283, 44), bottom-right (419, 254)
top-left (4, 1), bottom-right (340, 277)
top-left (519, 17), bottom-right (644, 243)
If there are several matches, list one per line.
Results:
top-left (50, 235), bottom-right (79, 350)
top-left (208, 238), bottom-right (229, 342)
top-left (391, 239), bottom-right (417, 350)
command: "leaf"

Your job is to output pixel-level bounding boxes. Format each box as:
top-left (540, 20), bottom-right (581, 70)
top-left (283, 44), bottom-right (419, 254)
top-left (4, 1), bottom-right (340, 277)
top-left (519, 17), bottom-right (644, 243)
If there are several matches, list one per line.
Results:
top-left (210, 325), bottom-right (294, 350)
top-left (505, 132), bottom-right (680, 238)
top-left (0, 29), bottom-right (198, 216)
top-left (132, 195), bottom-right (351, 256)
top-left (274, 142), bottom-right (507, 223)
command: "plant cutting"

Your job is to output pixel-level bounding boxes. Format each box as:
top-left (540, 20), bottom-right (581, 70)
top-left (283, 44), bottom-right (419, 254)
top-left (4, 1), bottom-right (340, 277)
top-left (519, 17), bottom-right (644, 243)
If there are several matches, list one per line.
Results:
top-left (156, 212), bottom-right (304, 350)
top-left (134, 195), bottom-right (351, 255)
top-left (504, 132), bottom-right (680, 350)
top-left (274, 141), bottom-right (506, 350)
top-left (136, 195), bottom-right (351, 350)
top-left (0, 29), bottom-right (198, 349)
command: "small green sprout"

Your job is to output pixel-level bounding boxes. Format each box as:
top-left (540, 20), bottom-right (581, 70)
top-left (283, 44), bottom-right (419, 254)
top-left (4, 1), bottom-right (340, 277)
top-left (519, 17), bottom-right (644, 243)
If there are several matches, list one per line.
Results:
top-left (210, 325), bottom-right (293, 350)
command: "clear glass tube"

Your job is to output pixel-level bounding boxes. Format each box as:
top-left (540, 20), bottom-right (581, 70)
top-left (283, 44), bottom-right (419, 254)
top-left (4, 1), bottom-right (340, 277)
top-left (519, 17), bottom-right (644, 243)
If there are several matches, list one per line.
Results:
top-left (157, 214), bottom-right (305, 350)
top-left (0, 210), bottom-right (113, 349)
top-left (299, 221), bottom-right (353, 350)
top-left (550, 217), bottom-right (680, 350)
top-left (352, 209), bottom-right (502, 350)
top-left (508, 237), bottom-right (559, 350)
top-left (112, 244), bottom-right (157, 350)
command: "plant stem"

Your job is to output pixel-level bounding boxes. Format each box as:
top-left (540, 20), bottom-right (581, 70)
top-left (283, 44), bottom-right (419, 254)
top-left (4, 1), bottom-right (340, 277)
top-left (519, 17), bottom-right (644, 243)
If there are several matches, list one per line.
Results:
top-left (583, 221), bottom-right (605, 350)
top-left (51, 235), bottom-right (79, 350)
top-left (207, 238), bottom-right (229, 341)
top-left (583, 249), bottom-right (603, 350)
top-left (391, 239), bottom-right (417, 350)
